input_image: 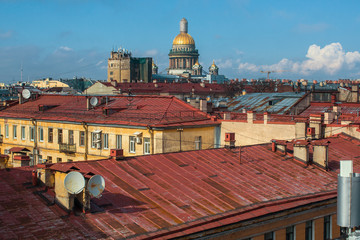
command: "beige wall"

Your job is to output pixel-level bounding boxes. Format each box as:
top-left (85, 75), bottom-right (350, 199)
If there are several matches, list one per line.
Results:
top-left (0, 117), bottom-right (216, 165)
top-left (84, 82), bottom-right (116, 95)
top-left (221, 121), bottom-right (298, 146)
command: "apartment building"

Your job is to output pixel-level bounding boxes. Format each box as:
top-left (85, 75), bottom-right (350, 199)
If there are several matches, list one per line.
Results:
top-left (0, 94), bottom-right (219, 167)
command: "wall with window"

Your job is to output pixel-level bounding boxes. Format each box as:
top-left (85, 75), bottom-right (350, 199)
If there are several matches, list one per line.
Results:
top-left (0, 118), bottom-right (217, 165)
top-left (186, 202), bottom-right (340, 240)
top-left (160, 126), bottom-right (216, 153)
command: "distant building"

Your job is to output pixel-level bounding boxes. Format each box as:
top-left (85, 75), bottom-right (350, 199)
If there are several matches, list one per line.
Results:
top-left (168, 18), bottom-right (200, 76)
top-left (107, 49), bottom-right (152, 83)
top-left (32, 78), bottom-right (69, 89)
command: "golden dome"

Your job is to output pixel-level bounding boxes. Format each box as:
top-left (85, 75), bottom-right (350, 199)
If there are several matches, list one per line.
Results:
top-left (211, 60), bottom-right (217, 67)
top-left (172, 32), bottom-right (195, 45)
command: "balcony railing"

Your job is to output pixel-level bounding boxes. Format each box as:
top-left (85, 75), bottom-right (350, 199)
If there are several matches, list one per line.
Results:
top-left (59, 143), bottom-right (76, 154)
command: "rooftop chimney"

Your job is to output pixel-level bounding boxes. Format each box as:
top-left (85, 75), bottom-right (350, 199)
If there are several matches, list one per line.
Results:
top-left (312, 140), bottom-right (330, 170)
top-left (247, 111), bottom-right (255, 123)
top-left (293, 140), bottom-right (310, 164)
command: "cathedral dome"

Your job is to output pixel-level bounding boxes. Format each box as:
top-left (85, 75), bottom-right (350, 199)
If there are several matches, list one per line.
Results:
top-left (172, 32), bottom-right (195, 46)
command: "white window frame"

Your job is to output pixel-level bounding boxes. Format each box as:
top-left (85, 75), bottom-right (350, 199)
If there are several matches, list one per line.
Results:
top-left (21, 126), bottom-right (26, 140)
top-left (13, 125), bottom-right (17, 139)
top-left (144, 137), bottom-right (150, 154)
top-left (116, 134), bottom-right (122, 149)
top-left (91, 132), bottom-right (96, 148)
top-left (68, 130), bottom-right (74, 144)
top-left (38, 127), bottom-right (44, 142)
top-left (103, 133), bottom-right (109, 149)
top-left (195, 136), bottom-right (202, 150)
top-left (5, 124), bottom-right (9, 138)
top-left (30, 126), bottom-right (35, 142)
top-left (79, 131), bottom-right (85, 146)
top-left (129, 136), bottom-right (136, 153)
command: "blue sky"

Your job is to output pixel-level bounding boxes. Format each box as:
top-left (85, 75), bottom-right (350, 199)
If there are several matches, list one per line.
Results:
top-left (1, 0), bottom-right (360, 83)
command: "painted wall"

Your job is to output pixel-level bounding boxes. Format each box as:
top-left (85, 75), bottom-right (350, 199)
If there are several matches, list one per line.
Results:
top-left (0, 117), bottom-right (216, 165)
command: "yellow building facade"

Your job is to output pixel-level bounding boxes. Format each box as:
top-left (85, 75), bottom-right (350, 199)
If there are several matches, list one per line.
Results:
top-left (32, 78), bottom-right (69, 88)
top-left (0, 95), bottom-right (219, 167)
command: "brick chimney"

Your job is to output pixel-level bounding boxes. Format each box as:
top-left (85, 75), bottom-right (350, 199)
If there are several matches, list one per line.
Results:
top-left (309, 114), bottom-right (323, 139)
top-left (293, 140), bottom-right (310, 164)
top-left (223, 112), bottom-right (231, 120)
top-left (311, 140), bottom-right (330, 170)
top-left (247, 111), bottom-right (255, 123)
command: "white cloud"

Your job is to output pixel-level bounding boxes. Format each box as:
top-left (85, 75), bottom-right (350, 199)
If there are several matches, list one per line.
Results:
top-left (59, 46), bottom-right (73, 52)
top-left (216, 59), bottom-right (233, 69)
top-left (296, 23), bottom-right (329, 33)
top-left (235, 42), bottom-right (360, 76)
top-left (0, 30), bottom-right (14, 39)
top-left (144, 49), bottom-right (158, 57)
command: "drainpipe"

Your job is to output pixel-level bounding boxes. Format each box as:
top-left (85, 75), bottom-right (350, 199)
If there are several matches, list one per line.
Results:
top-left (82, 122), bottom-right (88, 161)
top-left (147, 125), bottom-right (154, 154)
top-left (177, 128), bottom-right (183, 152)
top-left (31, 118), bottom-right (37, 166)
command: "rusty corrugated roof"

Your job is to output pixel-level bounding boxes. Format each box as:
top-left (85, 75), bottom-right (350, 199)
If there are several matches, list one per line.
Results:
top-left (2, 133), bottom-right (359, 239)
top-left (0, 95), bottom-right (218, 128)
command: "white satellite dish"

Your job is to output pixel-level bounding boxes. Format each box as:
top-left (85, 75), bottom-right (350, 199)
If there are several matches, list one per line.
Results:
top-left (64, 171), bottom-right (85, 194)
top-left (90, 97), bottom-right (99, 106)
top-left (22, 89), bottom-right (31, 99)
top-left (87, 175), bottom-right (105, 198)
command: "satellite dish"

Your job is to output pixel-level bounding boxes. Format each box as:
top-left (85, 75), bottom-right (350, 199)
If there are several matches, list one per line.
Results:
top-left (87, 175), bottom-right (105, 198)
top-left (90, 97), bottom-right (98, 106)
top-left (64, 171), bottom-right (85, 194)
top-left (22, 89), bottom-right (31, 99)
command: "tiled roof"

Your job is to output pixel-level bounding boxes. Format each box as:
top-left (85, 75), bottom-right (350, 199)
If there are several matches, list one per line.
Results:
top-left (101, 82), bottom-right (227, 95)
top-left (2, 133), bottom-right (358, 239)
top-left (0, 95), bottom-right (217, 127)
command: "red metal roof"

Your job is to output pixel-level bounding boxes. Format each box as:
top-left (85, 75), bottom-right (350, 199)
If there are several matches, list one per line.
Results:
top-left (102, 82), bottom-right (227, 95)
top-left (300, 102), bottom-right (360, 117)
top-left (2, 133), bottom-right (359, 239)
top-left (0, 95), bottom-right (218, 128)
top-left (9, 147), bottom-right (31, 153)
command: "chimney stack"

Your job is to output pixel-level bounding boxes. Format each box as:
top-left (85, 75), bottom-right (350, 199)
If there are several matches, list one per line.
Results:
top-left (312, 140), bottom-right (330, 170)
top-left (293, 140), bottom-right (310, 164)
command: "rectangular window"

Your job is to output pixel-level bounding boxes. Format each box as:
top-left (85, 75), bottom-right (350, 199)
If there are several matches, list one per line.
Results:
top-left (129, 136), bottom-right (136, 153)
top-left (47, 156), bottom-right (52, 163)
top-left (144, 137), bottom-right (150, 154)
top-left (195, 136), bottom-right (202, 150)
top-left (5, 124), bottom-right (9, 138)
top-left (67, 159), bottom-right (73, 162)
top-left (48, 128), bottom-right (53, 143)
top-left (13, 125), bottom-right (17, 139)
top-left (57, 157), bottom-right (62, 163)
top-left (286, 226), bottom-right (295, 240)
top-left (21, 126), bottom-right (25, 140)
top-left (38, 127), bottom-right (44, 142)
top-left (305, 220), bottom-right (313, 240)
top-left (116, 135), bottom-right (122, 149)
top-left (30, 126), bottom-right (35, 141)
top-left (58, 129), bottom-right (62, 144)
top-left (79, 131), bottom-right (85, 146)
top-left (110, 71), bottom-right (113, 75)
top-left (264, 232), bottom-right (274, 240)
top-left (91, 132), bottom-right (96, 148)
top-left (324, 216), bottom-right (331, 240)
top-left (68, 130), bottom-right (74, 144)
top-left (103, 133), bottom-right (109, 149)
